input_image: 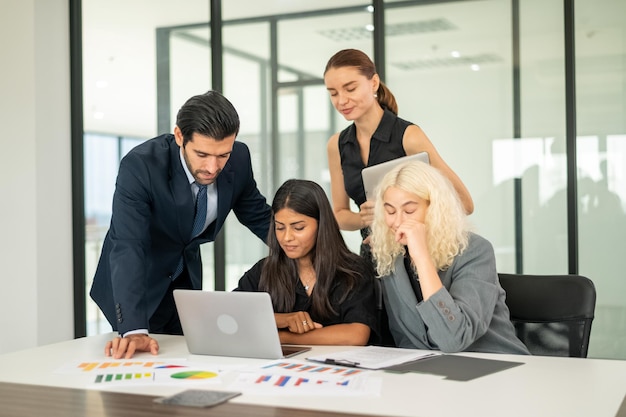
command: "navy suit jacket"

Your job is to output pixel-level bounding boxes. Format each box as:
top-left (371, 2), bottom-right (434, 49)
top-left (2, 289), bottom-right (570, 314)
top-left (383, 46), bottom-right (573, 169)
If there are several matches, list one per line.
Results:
top-left (90, 134), bottom-right (271, 334)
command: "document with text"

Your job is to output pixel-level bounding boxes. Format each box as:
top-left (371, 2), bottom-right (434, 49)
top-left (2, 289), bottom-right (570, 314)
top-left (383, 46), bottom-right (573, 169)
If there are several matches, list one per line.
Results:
top-left (307, 346), bottom-right (440, 370)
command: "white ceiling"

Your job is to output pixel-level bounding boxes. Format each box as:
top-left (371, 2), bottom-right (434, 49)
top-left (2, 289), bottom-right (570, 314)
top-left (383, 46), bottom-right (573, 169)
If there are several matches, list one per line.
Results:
top-left (83, 0), bottom-right (373, 137)
top-left (82, 0), bottom-right (624, 139)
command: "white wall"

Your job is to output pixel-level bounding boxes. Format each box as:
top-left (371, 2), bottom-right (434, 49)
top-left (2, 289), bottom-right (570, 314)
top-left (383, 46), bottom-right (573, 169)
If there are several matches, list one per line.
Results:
top-left (0, 0), bottom-right (73, 353)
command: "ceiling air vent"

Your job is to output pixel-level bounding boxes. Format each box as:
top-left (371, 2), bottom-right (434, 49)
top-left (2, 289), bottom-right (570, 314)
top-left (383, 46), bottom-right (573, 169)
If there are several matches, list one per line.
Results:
top-left (318, 18), bottom-right (456, 42)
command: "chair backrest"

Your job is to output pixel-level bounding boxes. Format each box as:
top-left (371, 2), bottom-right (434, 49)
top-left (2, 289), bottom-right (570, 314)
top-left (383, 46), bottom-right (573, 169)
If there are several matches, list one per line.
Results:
top-left (498, 273), bottom-right (596, 358)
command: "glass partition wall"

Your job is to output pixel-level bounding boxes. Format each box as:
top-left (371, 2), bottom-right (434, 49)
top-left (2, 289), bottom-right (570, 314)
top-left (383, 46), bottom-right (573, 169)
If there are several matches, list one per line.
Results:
top-left (81, 0), bottom-right (213, 335)
top-left (574, 0), bottom-right (626, 357)
top-left (81, 0), bottom-right (626, 359)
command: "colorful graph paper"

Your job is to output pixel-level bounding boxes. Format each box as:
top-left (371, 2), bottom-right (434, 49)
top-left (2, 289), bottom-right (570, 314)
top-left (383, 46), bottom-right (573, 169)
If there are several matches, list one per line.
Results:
top-left (262, 361), bottom-right (364, 377)
top-left (78, 361), bottom-right (165, 372)
top-left (94, 372), bottom-right (154, 384)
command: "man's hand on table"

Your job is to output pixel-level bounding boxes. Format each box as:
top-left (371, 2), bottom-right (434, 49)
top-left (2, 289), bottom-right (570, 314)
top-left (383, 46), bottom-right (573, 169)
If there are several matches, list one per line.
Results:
top-left (105, 334), bottom-right (159, 359)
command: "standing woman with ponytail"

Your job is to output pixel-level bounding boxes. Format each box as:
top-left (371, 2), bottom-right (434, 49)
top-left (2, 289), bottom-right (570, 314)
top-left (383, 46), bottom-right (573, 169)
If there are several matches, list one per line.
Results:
top-left (324, 49), bottom-right (474, 250)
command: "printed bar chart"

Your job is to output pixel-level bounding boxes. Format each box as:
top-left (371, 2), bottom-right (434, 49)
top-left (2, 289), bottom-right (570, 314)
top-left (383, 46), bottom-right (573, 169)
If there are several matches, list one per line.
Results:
top-left (262, 361), bottom-right (364, 376)
top-left (78, 361), bottom-right (163, 372)
top-left (94, 372), bottom-right (154, 384)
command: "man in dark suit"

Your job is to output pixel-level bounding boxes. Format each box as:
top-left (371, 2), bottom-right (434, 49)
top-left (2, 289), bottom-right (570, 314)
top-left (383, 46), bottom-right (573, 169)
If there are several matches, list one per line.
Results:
top-left (90, 90), bottom-right (271, 358)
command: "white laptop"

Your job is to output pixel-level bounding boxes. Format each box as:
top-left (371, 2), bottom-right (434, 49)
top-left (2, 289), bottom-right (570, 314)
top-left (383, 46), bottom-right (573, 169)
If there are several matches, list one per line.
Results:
top-left (173, 289), bottom-right (311, 359)
top-left (362, 152), bottom-right (430, 200)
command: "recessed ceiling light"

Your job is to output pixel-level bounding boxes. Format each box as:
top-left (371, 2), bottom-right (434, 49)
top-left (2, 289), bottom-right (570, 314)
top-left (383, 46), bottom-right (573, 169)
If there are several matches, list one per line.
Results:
top-left (471, 64), bottom-right (480, 71)
top-left (366, 5), bottom-right (374, 13)
top-left (451, 51), bottom-right (461, 58)
top-left (365, 24), bottom-right (374, 32)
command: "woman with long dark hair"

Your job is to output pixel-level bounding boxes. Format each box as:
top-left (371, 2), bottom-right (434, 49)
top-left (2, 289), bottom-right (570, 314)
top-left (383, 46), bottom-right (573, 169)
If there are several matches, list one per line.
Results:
top-left (235, 179), bottom-right (378, 345)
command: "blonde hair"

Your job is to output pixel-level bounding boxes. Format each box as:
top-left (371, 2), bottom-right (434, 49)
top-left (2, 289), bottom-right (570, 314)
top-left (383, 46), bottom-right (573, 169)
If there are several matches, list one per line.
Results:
top-left (370, 161), bottom-right (471, 276)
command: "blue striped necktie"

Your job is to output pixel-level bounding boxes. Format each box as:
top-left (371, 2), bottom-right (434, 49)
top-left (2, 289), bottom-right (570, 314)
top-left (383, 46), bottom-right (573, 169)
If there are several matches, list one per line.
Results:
top-left (191, 184), bottom-right (208, 238)
top-left (172, 183), bottom-right (208, 280)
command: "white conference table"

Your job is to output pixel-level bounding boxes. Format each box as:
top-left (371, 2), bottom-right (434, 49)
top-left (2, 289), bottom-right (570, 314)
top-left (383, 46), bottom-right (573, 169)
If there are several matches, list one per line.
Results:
top-left (0, 333), bottom-right (624, 417)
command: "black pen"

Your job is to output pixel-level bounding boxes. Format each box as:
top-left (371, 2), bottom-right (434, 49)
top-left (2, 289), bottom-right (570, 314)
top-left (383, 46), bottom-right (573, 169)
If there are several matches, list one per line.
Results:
top-left (322, 358), bottom-right (360, 368)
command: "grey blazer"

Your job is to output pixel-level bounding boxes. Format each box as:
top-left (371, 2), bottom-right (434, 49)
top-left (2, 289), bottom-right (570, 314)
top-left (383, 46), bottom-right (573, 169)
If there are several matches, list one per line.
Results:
top-left (380, 233), bottom-right (529, 355)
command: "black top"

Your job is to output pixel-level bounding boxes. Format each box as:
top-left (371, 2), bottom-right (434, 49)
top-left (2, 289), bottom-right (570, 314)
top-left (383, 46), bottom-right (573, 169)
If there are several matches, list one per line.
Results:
top-left (338, 108), bottom-right (412, 207)
top-left (403, 251), bottom-right (424, 303)
top-left (234, 258), bottom-right (379, 337)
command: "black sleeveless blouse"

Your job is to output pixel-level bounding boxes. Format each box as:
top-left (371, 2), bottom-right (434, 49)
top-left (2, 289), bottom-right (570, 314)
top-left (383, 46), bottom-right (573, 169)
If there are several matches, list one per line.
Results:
top-left (338, 108), bottom-right (412, 208)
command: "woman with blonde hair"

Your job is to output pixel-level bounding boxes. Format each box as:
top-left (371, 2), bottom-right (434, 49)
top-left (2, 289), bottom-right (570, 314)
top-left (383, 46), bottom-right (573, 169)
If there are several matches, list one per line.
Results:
top-left (370, 161), bottom-right (528, 354)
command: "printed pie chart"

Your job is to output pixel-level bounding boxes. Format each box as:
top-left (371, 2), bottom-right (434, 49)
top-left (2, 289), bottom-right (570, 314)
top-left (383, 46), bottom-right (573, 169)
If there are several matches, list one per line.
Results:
top-left (170, 371), bottom-right (219, 380)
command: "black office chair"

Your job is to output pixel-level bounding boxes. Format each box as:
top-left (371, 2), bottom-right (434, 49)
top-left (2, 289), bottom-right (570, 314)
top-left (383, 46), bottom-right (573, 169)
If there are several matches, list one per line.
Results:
top-left (498, 273), bottom-right (596, 358)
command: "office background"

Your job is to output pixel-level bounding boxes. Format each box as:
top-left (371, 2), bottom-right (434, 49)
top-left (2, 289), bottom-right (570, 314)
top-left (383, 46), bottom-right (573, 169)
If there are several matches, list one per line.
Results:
top-left (1, 0), bottom-right (73, 355)
top-left (2, 0), bottom-right (624, 360)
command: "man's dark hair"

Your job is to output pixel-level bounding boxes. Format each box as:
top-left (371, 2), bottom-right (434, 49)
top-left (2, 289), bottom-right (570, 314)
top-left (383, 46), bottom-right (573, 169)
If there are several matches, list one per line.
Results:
top-left (175, 90), bottom-right (240, 145)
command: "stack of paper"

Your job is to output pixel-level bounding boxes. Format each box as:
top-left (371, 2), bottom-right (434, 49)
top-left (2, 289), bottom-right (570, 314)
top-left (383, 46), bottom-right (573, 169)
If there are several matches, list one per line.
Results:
top-left (307, 346), bottom-right (439, 370)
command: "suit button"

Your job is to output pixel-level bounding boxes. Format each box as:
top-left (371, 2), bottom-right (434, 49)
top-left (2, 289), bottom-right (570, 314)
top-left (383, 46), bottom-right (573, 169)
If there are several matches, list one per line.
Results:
top-left (447, 315), bottom-right (455, 321)
top-left (117, 318), bottom-right (123, 323)
top-left (443, 308), bottom-right (450, 314)
top-left (438, 301), bottom-right (445, 308)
